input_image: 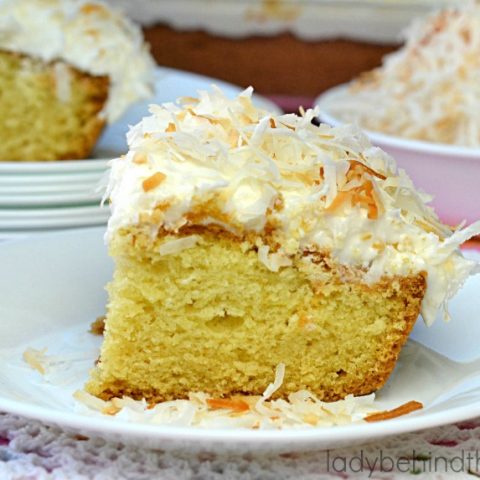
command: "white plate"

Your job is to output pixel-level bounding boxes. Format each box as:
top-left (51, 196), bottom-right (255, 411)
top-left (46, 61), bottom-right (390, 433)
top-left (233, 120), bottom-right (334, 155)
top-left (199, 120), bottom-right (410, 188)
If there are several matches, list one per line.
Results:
top-left (0, 173), bottom-right (105, 186)
top-left (0, 215), bottom-right (108, 230)
top-left (0, 182), bottom-right (103, 195)
top-left (0, 227), bottom-right (479, 453)
top-left (0, 171), bottom-right (107, 187)
top-left (0, 204), bottom-right (108, 219)
top-left (0, 158), bottom-right (110, 175)
top-left (0, 218), bottom-right (108, 231)
top-left (0, 67), bottom-right (281, 174)
top-left (314, 84), bottom-right (480, 226)
top-left (0, 190), bottom-right (104, 208)
top-left (0, 206), bottom-right (108, 229)
top-left (0, 227), bottom-right (93, 240)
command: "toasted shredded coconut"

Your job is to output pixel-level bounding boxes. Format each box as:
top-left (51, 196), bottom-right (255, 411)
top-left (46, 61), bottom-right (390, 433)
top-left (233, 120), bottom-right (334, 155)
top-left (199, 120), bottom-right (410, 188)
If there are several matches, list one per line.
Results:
top-left (74, 363), bottom-right (380, 429)
top-left (257, 245), bottom-right (292, 272)
top-left (158, 235), bottom-right (201, 256)
top-left (142, 172), bottom-right (167, 192)
top-left (364, 400), bottom-right (424, 422)
top-left (22, 348), bottom-right (48, 375)
top-left (322, 1), bottom-right (480, 147)
top-left (23, 346), bottom-right (96, 380)
top-left (74, 389), bottom-right (110, 412)
top-left (263, 362), bottom-right (285, 400)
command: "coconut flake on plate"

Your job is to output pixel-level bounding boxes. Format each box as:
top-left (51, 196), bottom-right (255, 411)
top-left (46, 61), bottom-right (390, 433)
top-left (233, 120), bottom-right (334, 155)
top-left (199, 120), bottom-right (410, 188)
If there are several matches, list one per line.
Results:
top-left (73, 363), bottom-right (381, 429)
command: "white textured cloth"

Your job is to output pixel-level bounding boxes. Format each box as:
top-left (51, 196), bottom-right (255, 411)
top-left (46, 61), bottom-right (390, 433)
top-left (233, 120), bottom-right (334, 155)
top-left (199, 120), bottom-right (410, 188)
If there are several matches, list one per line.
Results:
top-left (2, 413), bottom-right (480, 479)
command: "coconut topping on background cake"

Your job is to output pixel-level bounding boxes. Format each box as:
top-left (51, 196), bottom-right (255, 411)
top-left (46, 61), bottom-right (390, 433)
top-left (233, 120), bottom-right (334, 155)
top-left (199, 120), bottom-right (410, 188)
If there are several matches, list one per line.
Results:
top-left (320, 1), bottom-right (480, 146)
top-left (105, 87), bottom-right (480, 326)
top-left (0, 0), bottom-right (155, 122)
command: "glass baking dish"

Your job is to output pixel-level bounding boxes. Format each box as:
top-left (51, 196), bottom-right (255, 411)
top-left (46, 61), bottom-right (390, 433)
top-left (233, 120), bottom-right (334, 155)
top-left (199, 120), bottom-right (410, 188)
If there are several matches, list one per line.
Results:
top-left (111, 0), bottom-right (463, 42)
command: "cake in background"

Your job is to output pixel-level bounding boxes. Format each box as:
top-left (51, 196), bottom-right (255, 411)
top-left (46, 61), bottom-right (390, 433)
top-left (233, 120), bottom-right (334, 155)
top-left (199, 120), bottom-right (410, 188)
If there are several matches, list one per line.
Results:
top-left (86, 88), bottom-right (480, 404)
top-left (107, 0), bottom-right (462, 111)
top-left (0, 0), bottom-right (155, 161)
top-left (319, 1), bottom-right (480, 147)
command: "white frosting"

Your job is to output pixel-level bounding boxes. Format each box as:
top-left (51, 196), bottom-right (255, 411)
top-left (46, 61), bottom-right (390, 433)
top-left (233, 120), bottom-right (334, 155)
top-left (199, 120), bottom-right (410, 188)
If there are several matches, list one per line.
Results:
top-left (0, 0), bottom-right (155, 122)
top-left (105, 87), bottom-right (480, 326)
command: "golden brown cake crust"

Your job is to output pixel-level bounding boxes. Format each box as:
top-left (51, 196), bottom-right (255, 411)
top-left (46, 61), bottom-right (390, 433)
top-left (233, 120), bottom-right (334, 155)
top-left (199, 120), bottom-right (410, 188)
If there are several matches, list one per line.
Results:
top-left (0, 49), bottom-right (109, 161)
top-left (86, 226), bottom-right (427, 403)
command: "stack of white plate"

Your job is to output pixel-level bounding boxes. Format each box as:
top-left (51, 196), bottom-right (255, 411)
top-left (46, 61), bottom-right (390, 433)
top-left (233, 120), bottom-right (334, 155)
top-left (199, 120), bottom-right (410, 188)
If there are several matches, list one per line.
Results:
top-left (0, 159), bottom-right (110, 240)
top-left (0, 66), bottom-right (281, 241)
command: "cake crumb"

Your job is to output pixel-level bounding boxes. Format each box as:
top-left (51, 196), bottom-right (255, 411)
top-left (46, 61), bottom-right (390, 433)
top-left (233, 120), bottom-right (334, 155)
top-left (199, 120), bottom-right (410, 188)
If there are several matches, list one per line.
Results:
top-left (90, 316), bottom-right (106, 336)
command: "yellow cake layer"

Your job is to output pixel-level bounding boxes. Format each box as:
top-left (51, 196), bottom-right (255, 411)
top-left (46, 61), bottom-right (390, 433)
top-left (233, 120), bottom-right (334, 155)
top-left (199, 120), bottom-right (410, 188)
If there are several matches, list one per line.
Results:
top-left (0, 50), bottom-right (109, 161)
top-left (86, 226), bottom-right (426, 403)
